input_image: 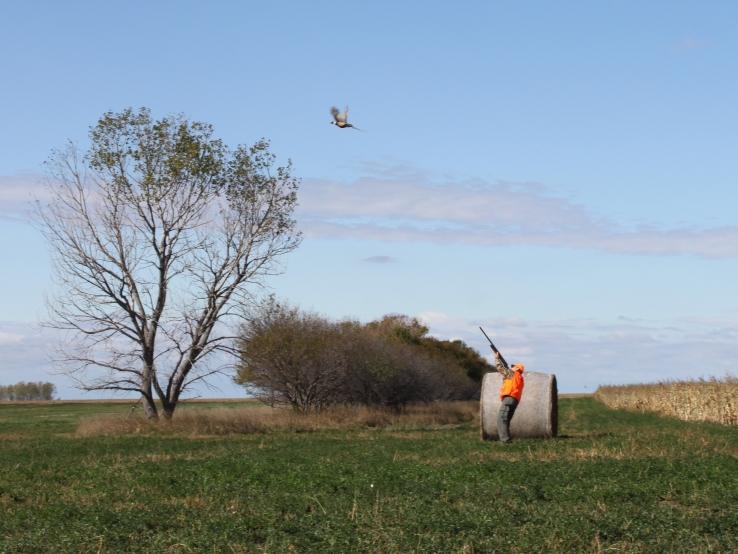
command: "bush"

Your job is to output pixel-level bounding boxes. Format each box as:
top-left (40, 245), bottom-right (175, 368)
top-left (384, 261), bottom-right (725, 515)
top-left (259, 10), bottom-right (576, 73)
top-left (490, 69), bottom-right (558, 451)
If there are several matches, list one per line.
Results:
top-left (236, 300), bottom-right (349, 413)
top-left (366, 314), bottom-right (493, 384)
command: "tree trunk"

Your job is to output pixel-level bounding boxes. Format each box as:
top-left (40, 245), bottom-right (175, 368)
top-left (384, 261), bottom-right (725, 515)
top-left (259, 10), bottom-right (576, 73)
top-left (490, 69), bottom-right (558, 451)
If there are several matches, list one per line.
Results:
top-left (141, 394), bottom-right (158, 420)
top-left (162, 399), bottom-right (176, 420)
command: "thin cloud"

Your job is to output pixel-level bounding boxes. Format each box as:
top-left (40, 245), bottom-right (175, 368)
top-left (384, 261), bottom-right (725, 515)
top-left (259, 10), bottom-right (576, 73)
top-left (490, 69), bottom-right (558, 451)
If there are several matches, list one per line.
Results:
top-left (0, 331), bottom-right (24, 345)
top-left (0, 174), bottom-right (49, 222)
top-left (0, 321), bottom-right (56, 387)
top-left (678, 37), bottom-right (707, 51)
top-left (297, 170), bottom-right (738, 258)
top-left (363, 255), bottom-right (398, 264)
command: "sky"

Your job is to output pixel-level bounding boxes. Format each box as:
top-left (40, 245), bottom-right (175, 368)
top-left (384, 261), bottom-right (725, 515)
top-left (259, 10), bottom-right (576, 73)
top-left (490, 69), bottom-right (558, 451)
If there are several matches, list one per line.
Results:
top-left (2, 1), bottom-right (738, 398)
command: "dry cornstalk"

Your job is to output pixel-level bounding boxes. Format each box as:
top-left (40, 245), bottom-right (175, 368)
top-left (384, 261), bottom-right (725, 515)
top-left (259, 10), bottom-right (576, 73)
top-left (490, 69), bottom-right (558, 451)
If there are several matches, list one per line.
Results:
top-left (595, 377), bottom-right (738, 425)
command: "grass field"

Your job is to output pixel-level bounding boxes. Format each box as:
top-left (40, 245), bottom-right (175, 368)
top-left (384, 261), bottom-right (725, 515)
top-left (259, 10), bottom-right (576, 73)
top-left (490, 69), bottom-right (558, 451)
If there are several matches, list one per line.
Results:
top-left (1, 397), bottom-right (737, 553)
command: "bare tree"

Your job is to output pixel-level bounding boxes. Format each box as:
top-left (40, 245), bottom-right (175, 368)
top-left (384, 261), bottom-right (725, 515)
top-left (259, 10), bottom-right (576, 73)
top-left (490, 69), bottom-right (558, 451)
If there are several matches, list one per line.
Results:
top-left (37, 108), bottom-right (301, 419)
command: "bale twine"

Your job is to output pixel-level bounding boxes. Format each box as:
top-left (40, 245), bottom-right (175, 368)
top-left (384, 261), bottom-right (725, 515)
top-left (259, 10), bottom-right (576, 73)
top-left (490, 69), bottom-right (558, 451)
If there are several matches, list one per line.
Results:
top-left (480, 371), bottom-right (558, 440)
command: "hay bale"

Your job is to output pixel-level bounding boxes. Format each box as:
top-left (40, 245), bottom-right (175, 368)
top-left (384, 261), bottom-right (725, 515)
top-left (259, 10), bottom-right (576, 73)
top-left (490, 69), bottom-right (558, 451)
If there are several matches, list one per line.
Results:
top-left (480, 371), bottom-right (558, 440)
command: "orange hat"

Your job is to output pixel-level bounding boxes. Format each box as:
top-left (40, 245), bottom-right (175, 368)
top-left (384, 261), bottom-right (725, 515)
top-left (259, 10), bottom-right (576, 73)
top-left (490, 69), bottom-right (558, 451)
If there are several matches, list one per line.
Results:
top-left (511, 363), bottom-right (525, 373)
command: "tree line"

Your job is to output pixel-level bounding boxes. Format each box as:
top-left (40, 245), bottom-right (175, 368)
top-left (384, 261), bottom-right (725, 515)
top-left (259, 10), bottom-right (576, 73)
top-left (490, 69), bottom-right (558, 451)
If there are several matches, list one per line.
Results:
top-left (0, 382), bottom-right (56, 401)
top-left (235, 300), bottom-right (493, 412)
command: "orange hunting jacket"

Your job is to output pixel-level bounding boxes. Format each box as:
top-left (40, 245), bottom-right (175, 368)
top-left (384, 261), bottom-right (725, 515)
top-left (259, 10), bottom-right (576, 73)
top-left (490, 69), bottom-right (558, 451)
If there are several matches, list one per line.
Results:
top-left (496, 358), bottom-right (525, 401)
top-left (500, 370), bottom-right (524, 401)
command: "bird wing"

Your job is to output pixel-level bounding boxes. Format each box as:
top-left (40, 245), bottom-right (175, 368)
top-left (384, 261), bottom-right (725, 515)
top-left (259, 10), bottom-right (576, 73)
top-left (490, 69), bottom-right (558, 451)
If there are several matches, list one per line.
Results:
top-left (330, 106), bottom-right (346, 123)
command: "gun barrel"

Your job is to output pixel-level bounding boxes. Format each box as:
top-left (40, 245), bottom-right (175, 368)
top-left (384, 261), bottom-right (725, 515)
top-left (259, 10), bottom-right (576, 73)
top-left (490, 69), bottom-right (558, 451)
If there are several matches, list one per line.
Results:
top-left (478, 326), bottom-right (496, 351)
top-left (479, 326), bottom-right (509, 368)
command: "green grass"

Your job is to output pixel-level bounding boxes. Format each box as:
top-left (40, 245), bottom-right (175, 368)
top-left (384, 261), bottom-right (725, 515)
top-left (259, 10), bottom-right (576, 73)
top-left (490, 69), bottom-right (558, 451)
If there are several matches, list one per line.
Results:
top-left (1, 398), bottom-right (737, 553)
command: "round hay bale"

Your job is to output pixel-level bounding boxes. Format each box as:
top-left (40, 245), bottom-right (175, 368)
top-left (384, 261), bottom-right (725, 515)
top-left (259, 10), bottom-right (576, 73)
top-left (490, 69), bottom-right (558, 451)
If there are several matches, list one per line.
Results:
top-left (480, 371), bottom-right (558, 440)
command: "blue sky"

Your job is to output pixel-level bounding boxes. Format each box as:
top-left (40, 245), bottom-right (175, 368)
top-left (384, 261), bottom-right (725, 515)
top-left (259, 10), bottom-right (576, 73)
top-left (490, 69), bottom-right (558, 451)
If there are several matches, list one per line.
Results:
top-left (2, 1), bottom-right (738, 397)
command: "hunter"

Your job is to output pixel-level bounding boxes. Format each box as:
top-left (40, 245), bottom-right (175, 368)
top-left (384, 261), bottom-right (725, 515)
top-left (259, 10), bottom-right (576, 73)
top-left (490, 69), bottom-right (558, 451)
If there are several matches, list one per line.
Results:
top-left (495, 352), bottom-right (525, 443)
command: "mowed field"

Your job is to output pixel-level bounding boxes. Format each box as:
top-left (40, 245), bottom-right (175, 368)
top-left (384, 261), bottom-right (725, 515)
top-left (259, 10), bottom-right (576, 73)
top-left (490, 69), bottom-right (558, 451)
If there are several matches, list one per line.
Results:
top-left (1, 397), bottom-right (737, 553)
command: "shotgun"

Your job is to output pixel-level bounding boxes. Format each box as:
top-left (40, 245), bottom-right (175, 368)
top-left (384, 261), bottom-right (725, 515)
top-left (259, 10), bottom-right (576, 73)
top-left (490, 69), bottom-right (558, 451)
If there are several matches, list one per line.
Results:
top-left (479, 326), bottom-right (509, 369)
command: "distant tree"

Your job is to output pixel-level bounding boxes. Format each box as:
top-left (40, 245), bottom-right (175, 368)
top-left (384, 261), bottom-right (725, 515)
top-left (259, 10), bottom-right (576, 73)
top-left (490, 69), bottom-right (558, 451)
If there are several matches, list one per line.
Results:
top-left (38, 108), bottom-right (301, 419)
top-left (0, 382), bottom-right (56, 401)
top-left (40, 381), bottom-right (56, 400)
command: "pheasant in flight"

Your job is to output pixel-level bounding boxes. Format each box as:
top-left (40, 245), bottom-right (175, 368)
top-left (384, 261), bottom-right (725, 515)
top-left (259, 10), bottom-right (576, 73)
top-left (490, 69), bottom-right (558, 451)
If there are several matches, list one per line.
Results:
top-left (330, 106), bottom-right (362, 130)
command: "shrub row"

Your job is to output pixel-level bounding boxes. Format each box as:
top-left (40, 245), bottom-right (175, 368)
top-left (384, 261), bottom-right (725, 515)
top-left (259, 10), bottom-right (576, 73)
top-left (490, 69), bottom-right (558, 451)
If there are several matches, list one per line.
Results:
top-left (235, 301), bottom-right (492, 412)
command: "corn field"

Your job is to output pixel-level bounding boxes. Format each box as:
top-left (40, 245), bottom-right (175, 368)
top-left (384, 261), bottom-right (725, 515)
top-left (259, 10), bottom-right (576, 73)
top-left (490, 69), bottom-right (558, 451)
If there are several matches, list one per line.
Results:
top-left (595, 377), bottom-right (738, 425)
